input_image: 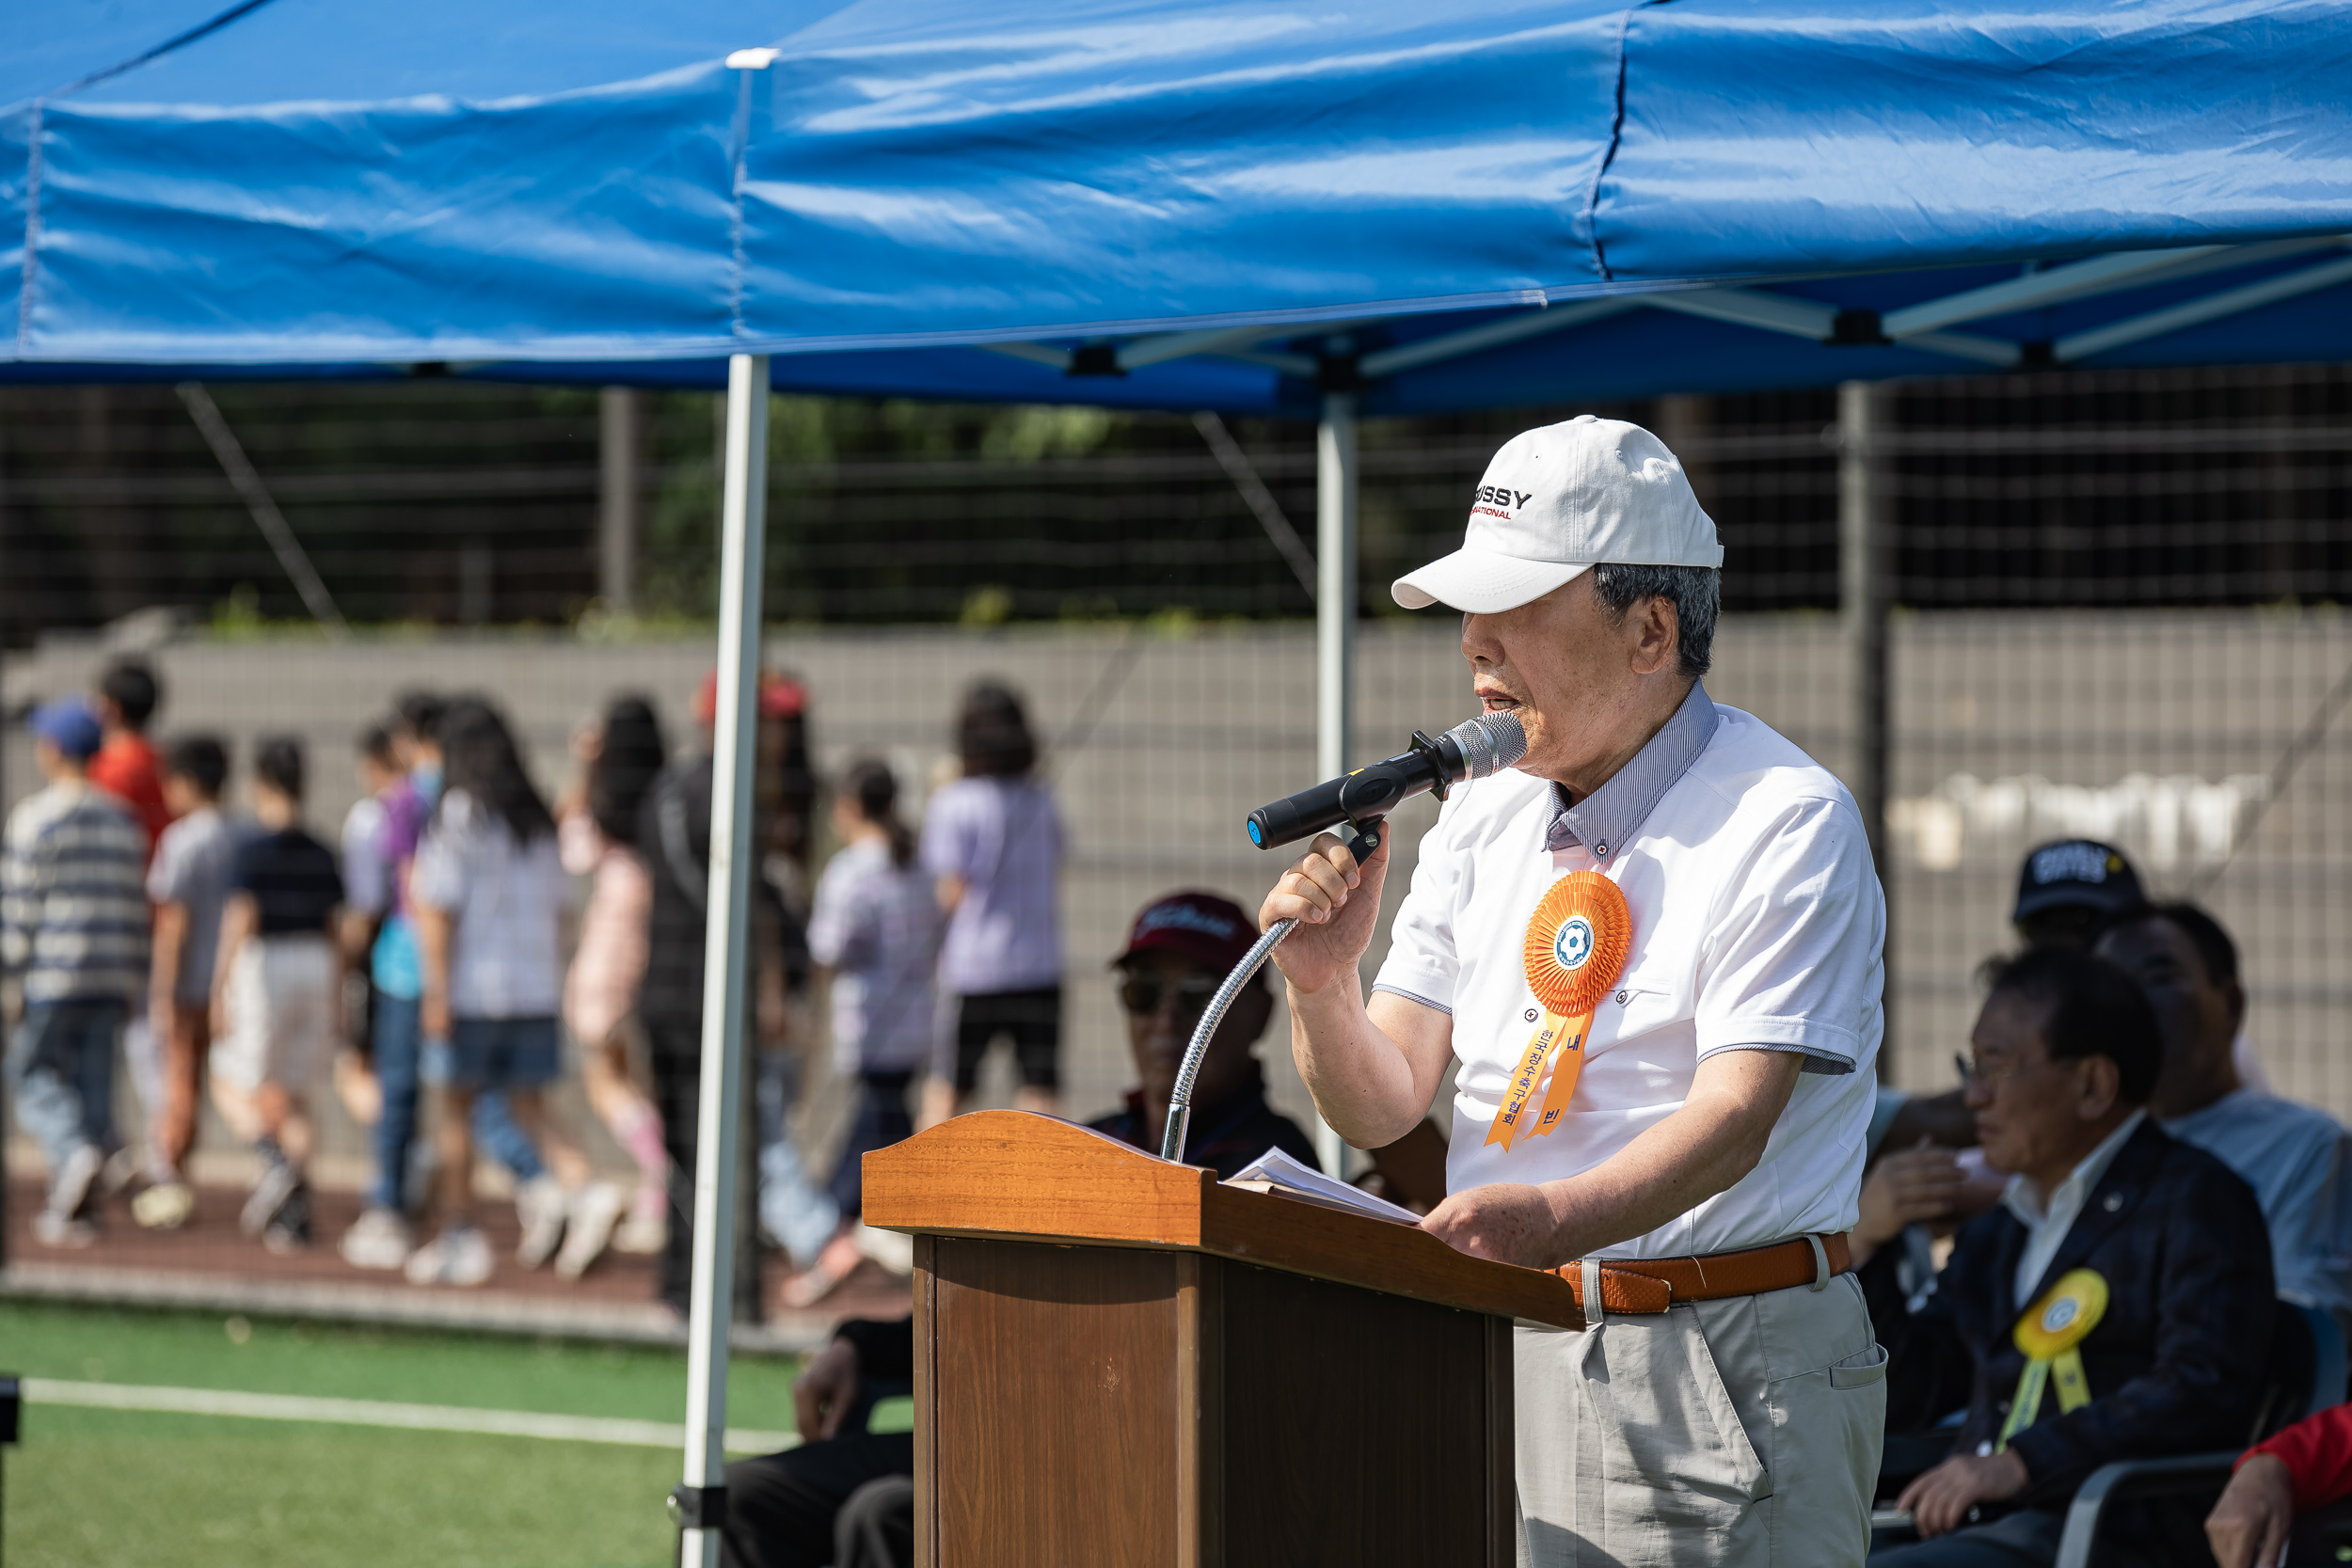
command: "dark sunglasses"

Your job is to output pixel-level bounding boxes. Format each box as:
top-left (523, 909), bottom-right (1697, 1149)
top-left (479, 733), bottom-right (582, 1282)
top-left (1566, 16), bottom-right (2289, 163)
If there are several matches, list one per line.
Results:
top-left (1120, 975), bottom-right (1221, 1019)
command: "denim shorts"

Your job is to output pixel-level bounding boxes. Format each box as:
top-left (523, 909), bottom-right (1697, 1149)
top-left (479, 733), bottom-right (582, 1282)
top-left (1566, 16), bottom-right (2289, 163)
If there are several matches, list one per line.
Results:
top-left (421, 1015), bottom-right (562, 1093)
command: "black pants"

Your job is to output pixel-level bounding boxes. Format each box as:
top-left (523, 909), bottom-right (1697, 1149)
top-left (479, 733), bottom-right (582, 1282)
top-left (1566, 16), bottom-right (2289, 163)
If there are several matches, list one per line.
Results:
top-left (826, 1070), bottom-right (913, 1219)
top-left (722, 1433), bottom-right (915, 1568)
top-left (647, 1021), bottom-right (761, 1319)
top-left (952, 986), bottom-right (1061, 1093)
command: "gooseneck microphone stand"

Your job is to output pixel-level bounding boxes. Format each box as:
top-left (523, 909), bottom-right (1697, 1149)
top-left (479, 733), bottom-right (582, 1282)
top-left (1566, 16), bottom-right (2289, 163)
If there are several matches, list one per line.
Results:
top-left (1161, 820), bottom-right (1381, 1162)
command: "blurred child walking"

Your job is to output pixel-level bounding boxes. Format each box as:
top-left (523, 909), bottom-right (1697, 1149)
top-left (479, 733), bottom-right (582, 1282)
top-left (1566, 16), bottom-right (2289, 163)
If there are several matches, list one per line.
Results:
top-left (556, 695), bottom-right (670, 1267)
top-left (89, 658), bottom-right (175, 1196)
top-left (332, 721), bottom-right (405, 1132)
top-left (920, 682), bottom-right (1065, 1125)
top-left (341, 695), bottom-right (550, 1270)
top-left (134, 736), bottom-right (237, 1229)
top-left (812, 759), bottom-right (940, 1213)
top-left (405, 701), bottom-right (599, 1287)
top-left (4, 699), bottom-right (149, 1246)
top-left (787, 758), bottom-right (941, 1304)
top-left (210, 737), bottom-right (344, 1254)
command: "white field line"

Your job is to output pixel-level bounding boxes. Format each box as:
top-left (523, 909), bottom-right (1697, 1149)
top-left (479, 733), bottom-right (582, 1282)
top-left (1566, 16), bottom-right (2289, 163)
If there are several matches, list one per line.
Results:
top-left (23, 1378), bottom-right (799, 1454)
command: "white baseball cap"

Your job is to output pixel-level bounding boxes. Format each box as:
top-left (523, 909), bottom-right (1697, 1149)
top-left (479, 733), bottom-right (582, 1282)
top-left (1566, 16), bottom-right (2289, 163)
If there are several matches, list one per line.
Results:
top-left (1391, 415), bottom-right (1723, 614)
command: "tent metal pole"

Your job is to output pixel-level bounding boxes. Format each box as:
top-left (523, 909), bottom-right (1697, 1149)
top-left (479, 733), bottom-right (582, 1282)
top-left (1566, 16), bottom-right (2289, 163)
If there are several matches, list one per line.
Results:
top-left (1313, 390), bottom-right (1358, 1178)
top-left (599, 387), bottom-right (640, 615)
top-left (1837, 381), bottom-right (1894, 1078)
top-left (677, 352), bottom-right (770, 1568)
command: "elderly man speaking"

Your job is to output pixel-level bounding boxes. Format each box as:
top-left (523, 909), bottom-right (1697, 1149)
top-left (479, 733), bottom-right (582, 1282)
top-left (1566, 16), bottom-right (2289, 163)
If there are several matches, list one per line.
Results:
top-left (1263, 416), bottom-right (1886, 1564)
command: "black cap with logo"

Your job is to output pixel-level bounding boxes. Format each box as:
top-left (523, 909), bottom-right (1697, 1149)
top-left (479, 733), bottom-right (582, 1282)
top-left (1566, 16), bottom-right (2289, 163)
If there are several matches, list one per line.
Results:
top-left (2012, 839), bottom-right (2145, 925)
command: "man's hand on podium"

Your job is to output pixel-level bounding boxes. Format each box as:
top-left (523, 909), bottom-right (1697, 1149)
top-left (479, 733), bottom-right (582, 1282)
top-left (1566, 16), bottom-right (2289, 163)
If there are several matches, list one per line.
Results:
top-left (793, 1337), bottom-right (860, 1442)
top-left (1420, 1181), bottom-right (1568, 1271)
top-left (1261, 831), bottom-right (1391, 994)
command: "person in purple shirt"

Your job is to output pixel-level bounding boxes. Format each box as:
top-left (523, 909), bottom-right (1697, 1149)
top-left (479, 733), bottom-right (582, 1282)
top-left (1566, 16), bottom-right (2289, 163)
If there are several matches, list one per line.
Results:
top-left (917, 682), bottom-right (1065, 1128)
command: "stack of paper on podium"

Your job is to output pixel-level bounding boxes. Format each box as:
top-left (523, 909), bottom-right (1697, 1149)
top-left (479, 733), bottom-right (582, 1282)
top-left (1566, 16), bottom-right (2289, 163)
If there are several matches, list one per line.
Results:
top-left (1223, 1147), bottom-right (1422, 1224)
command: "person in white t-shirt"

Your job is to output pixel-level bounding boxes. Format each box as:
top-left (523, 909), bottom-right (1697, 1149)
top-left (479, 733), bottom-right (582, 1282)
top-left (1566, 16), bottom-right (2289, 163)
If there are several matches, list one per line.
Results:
top-left (2095, 900), bottom-right (2352, 1339)
top-left (1262, 417), bottom-right (1885, 1565)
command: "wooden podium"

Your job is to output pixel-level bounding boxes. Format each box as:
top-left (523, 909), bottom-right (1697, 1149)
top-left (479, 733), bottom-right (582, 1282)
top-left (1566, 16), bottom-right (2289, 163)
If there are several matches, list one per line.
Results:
top-left (864, 1111), bottom-right (1582, 1568)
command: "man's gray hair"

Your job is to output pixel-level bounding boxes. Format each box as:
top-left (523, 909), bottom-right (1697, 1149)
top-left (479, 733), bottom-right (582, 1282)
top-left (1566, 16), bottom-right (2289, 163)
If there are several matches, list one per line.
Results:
top-left (1589, 564), bottom-right (1721, 680)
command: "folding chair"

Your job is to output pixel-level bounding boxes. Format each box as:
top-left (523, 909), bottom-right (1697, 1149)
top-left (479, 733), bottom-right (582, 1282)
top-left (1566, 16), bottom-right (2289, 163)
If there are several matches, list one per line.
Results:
top-left (2051, 1298), bottom-right (2344, 1568)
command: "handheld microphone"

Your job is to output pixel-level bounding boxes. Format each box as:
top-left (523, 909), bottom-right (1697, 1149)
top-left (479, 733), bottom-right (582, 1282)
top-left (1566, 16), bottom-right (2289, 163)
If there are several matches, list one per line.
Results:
top-left (1245, 710), bottom-right (1528, 852)
top-left (1167, 711), bottom-right (1527, 1164)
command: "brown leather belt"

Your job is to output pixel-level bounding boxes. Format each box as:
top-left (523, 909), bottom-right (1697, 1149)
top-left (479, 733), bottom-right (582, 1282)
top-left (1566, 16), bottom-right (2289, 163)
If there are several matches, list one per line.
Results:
top-left (1556, 1233), bottom-right (1851, 1316)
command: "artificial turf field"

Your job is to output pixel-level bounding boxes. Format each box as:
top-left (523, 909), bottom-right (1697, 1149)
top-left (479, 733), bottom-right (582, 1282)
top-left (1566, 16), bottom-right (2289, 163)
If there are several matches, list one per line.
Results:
top-left (0, 1300), bottom-right (814, 1568)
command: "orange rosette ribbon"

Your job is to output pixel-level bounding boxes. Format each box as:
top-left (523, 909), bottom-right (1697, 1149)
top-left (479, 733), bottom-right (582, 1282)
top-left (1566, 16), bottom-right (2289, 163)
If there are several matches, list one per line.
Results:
top-left (1486, 870), bottom-right (1632, 1151)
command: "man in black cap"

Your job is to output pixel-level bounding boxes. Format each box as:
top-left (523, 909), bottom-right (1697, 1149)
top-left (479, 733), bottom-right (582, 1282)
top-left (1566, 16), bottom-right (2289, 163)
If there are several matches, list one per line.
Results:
top-left (2010, 839), bottom-right (2144, 950)
top-left (2011, 838), bottom-right (2268, 1092)
top-left (1083, 890), bottom-right (1323, 1175)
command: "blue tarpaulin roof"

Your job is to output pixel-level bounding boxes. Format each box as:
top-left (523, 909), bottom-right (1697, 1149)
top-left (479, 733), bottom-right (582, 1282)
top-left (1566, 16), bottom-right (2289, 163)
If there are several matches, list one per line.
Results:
top-left (7, 0), bottom-right (2350, 411)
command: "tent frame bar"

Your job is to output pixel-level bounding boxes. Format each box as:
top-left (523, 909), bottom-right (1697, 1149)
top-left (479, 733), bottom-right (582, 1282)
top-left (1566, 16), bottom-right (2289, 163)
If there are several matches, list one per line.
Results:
top-left (1357, 296), bottom-right (1635, 378)
top-left (2056, 247), bottom-right (2352, 362)
top-left (1878, 245), bottom-right (2228, 337)
top-left (970, 234), bottom-right (2352, 388)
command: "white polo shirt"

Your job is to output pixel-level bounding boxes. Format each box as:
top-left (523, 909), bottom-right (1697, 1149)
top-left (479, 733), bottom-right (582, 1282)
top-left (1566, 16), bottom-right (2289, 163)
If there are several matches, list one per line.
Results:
top-left (1374, 685), bottom-right (1884, 1259)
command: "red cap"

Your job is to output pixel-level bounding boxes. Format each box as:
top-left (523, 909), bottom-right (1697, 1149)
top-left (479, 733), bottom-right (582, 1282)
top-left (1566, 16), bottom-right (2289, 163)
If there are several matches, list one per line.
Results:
top-left (1112, 891), bottom-right (1258, 975)
top-left (692, 669), bottom-right (807, 724)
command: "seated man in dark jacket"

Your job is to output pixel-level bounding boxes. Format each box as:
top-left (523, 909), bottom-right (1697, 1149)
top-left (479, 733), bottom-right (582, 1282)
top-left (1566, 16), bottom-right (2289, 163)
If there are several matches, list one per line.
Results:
top-left (1869, 946), bottom-right (2275, 1566)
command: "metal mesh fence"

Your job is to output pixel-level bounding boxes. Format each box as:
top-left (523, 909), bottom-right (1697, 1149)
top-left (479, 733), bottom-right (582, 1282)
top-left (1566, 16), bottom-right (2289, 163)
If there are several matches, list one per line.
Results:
top-left (6, 361), bottom-right (2352, 1323)
top-left (6, 609), bottom-right (2347, 1125)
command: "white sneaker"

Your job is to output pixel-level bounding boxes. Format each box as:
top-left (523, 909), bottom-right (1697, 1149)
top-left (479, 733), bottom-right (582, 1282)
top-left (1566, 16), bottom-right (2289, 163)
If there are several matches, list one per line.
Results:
top-left (514, 1176), bottom-right (568, 1270)
top-left (133, 1180), bottom-right (198, 1230)
top-left (340, 1207), bottom-right (412, 1271)
top-left (48, 1143), bottom-right (104, 1227)
top-left (612, 1210), bottom-right (667, 1256)
top-left (32, 1210), bottom-right (97, 1248)
top-left (405, 1226), bottom-right (494, 1288)
top-left (553, 1182), bottom-right (627, 1280)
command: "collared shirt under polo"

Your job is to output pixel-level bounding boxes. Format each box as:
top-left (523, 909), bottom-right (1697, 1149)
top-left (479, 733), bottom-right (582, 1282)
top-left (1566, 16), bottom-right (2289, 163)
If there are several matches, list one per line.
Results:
top-left (1373, 684), bottom-right (1885, 1259)
top-left (2005, 1109), bottom-right (2147, 1307)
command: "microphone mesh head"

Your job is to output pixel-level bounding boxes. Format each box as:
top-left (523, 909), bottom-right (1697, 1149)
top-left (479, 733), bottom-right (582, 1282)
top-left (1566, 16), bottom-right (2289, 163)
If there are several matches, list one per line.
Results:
top-left (1445, 710), bottom-right (1528, 781)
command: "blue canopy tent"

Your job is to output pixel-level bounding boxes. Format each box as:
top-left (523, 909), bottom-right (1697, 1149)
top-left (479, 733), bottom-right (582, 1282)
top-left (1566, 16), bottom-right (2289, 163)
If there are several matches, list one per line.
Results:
top-left (6, 0), bottom-right (2352, 403)
top-left (10, 3), bottom-right (2352, 1556)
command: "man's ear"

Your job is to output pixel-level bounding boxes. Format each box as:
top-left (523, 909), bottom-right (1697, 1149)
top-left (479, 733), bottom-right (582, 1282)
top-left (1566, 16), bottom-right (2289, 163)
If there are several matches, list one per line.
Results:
top-left (2074, 1053), bottom-right (2123, 1122)
top-left (1627, 595), bottom-right (1681, 678)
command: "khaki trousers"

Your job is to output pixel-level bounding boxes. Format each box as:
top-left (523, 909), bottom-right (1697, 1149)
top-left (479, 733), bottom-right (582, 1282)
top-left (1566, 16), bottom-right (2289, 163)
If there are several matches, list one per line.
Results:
top-left (1516, 1271), bottom-right (1886, 1567)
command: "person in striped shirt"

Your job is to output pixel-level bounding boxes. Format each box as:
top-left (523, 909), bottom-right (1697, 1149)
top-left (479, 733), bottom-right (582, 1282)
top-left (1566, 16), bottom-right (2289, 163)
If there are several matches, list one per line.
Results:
top-left (3, 697), bottom-right (151, 1247)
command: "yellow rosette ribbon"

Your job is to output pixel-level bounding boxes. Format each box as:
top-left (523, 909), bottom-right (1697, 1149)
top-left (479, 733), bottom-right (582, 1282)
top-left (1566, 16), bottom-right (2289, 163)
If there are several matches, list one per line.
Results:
top-left (1996, 1268), bottom-right (2108, 1451)
top-left (1486, 870), bottom-right (1631, 1152)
